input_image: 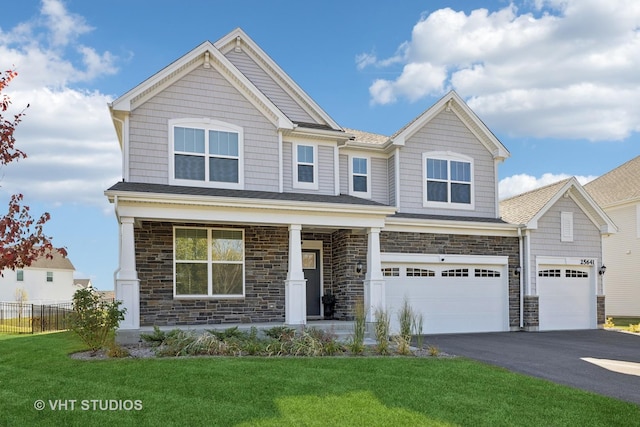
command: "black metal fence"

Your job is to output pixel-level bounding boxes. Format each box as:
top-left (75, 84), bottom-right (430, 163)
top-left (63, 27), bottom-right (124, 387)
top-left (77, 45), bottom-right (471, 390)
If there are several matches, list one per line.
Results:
top-left (0, 302), bottom-right (73, 334)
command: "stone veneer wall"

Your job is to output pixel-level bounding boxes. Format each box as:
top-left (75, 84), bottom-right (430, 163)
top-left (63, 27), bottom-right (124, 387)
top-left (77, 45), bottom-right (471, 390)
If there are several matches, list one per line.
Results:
top-left (523, 296), bottom-right (539, 330)
top-left (380, 231), bottom-right (521, 329)
top-left (331, 230), bottom-right (367, 320)
top-left (597, 296), bottom-right (605, 327)
top-left (135, 221), bottom-right (288, 326)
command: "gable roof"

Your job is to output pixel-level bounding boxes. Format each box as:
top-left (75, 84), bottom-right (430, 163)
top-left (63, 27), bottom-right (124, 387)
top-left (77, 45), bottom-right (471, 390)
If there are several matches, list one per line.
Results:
top-left (27, 250), bottom-right (75, 271)
top-left (108, 36), bottom-right (294, 139)
top-left (389, 91), bottom-right (510, 160)
top-left (214, 28), bottom-right (342, 131)
top-left (500, 177), bottom-right (616, 233)
top-left (584, 155), bottom-right (640, 208)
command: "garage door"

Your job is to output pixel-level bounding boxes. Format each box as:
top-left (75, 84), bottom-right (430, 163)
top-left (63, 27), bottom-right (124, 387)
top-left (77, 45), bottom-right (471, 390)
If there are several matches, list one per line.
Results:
top-left (538, 266), bottom-right (594, 331)
top-left (383, 262), bottom-right (509, 335)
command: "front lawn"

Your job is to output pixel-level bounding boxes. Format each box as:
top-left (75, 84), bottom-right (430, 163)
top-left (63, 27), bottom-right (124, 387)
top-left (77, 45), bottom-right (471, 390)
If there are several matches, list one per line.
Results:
top-left (0, 332), bottom-right (638, 426)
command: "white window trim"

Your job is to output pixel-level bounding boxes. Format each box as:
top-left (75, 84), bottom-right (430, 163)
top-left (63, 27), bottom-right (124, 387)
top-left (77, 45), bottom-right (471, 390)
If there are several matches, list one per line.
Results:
top-left (292, 142), bottom-right (318, 190)
top-left (348, 155), bottom-right (371, 198)
top-left (422, 151), bottom-right (475, 210)
top-left (561, 211), bottom-right (574, 242)
top-left (173, 226), bottom-right (245, 299)
top-left (168, 118), bottom-right (244, 190)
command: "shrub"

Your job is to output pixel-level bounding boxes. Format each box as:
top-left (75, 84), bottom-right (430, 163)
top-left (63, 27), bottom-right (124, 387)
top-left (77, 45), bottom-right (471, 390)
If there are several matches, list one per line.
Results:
top-left (264, 325), bottom-right (296, 340)
top-left (140, 325), bottom-right (169, 346)
top-left (349, 300), bottom-right (367, 354)
top-left (604, 317), bottom-right (615, 328)
top-left (412, 312), bottom-right (424, 349)
top-left (373, 307), bottom-right (390, 355)
top-left (629, 323), bottom-right (640, 333)
top-left (427, 345), bottom-right (441, 357)
top-left (208, 326), bottom-right (248, 340)
top-left (67, 288), bottom-right (126, 354)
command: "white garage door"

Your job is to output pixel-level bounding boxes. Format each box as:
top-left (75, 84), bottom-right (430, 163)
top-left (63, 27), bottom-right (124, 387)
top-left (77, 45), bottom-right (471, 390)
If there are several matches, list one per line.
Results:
top-left (383, 263), bottom-right (509, 335)
top-left (538, 266), bottom-right (594, 331)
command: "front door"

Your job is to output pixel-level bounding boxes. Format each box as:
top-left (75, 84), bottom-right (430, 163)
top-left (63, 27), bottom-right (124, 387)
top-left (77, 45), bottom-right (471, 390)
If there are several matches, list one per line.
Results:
top-left (302, 249), bottom-right (321, 317)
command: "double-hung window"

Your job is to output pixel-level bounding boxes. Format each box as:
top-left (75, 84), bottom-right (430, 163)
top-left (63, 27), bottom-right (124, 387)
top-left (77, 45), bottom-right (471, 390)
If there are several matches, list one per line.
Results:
top-left (424, 152), bottom-right (473, 209)
top-left (174, 227), bottom-right (244, 298)
top-left (17, 270), bottom-right (24, 282)
top-left (349, 156), bottom-right (371, 198)
top-left (46, 272), bottom-right (53, 282)
top-left (293, 143), bottom-right (318, 189)
top-left (170, 119), bottom-right (243, 189)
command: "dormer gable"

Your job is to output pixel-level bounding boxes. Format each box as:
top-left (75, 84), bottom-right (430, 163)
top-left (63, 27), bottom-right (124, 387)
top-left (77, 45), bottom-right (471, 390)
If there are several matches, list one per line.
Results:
top-left (390, 91), bottom-right (510, 161)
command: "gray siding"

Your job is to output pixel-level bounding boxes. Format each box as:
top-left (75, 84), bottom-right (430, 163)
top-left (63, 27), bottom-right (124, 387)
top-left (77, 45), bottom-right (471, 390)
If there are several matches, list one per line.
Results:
top-left (397, 110), bottom-right (497, 217)
top-left (388, 154), bottom-right (396, 207)
top-left (339, 154), bottom-right (348, 194)
top-left (128, 66), bottom-right (279, 192)
top-left (371, 157), bottom-right (389, 205)
top-left (529, 197), bottom-right (603, 294)
top-left (225, 50), bottom-right (315, 124)
top-left (283, 141), bottom-right (336, 196)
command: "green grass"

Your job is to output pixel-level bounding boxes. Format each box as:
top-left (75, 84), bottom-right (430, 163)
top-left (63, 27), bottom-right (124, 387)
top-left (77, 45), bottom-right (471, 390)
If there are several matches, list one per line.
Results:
top-left (0, 332), bottom-right (638, 427)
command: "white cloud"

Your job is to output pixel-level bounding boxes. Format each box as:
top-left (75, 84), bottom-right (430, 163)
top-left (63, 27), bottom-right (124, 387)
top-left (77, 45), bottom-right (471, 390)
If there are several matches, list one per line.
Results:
top-left (0, 0), bottom-right (121, 209)
top-left (361, 0), bottom-right (640, 141)
top-left (498, 172), bottom-right (597, 199)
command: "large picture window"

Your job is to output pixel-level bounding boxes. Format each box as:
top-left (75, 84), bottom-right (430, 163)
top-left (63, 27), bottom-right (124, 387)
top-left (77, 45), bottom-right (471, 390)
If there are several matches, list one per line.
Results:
top-left (174, 227), bottom-right (244, 297)
top-left (170, 119), bottom-right (243, 189)
top-left (424, 152), bottom-right (473, 209)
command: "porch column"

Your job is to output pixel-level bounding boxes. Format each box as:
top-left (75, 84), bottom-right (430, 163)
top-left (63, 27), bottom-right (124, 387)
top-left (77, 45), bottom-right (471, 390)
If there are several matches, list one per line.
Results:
top-left (285, 224), bottom-right (306, 325)
top-left (364, 227), bottom-right (385, 322)
top-left (115, 216), bottom-right (140, 329)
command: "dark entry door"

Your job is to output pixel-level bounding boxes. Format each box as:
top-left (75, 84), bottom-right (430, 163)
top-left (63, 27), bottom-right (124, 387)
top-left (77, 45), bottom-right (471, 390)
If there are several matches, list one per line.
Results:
top-left (303, 249), bottom-right (321, 317)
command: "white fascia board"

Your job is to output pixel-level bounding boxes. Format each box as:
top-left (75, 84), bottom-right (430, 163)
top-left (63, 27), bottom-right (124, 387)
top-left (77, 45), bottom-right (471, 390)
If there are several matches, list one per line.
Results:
top-left (105, 191), bottom-right (395, 228)
top-left (381, 252), bottom-right (508, 266)
top-left (384, 216), bottom-right (521, 237)
top-left (109, 41), bottom-right (292, 131)
top-left (113, 199), bottom-right (389, 229)
top-left (390, 91), bottom-right (509, 160)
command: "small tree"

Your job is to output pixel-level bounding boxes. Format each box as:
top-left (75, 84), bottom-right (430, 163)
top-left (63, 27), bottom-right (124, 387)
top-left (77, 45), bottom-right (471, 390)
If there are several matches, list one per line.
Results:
top-left (1, 69), bottom-right (65, 272)
top-left (14, 288), bottom-right (27, 322)
top-left (67, 288), bottom-right (126, 354)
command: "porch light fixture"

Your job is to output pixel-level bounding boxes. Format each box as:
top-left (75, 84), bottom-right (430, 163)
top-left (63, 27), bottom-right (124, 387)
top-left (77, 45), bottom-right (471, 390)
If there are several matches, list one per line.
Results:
top-left (599, 265), bottom-right (607, 276)
top-left (356, 263), bottom-right (363, 274)
top-left (514, 266), bottom-right (522, 276)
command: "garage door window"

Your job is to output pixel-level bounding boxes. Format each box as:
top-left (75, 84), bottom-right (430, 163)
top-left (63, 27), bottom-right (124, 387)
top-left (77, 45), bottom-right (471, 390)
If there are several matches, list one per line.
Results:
top-left (475, 269), bottom-right (501, 277)
top-left (539, 269), bottom-right (561, 277)
top-left (442, 268), bottom-right (469, 277)
top-left (406, 268), bottom-right (435, 277)
top-left (382, 267), bottom-right (399, 277)
top-left (566, 270), bottom-right (588, 278)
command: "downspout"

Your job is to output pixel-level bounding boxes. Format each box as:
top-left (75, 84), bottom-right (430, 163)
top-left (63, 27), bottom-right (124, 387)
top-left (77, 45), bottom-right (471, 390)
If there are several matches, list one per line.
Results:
top-left (518, 226), bottom-right (524, 329)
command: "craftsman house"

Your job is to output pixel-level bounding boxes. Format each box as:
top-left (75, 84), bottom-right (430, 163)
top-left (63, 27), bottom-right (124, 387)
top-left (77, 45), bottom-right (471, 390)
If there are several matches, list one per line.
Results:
top-left (106, 28), bottom-right (609, 338)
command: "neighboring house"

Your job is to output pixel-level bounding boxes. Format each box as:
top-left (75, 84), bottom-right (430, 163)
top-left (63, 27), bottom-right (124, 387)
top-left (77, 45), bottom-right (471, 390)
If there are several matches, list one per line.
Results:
top-left (585, 155), bottom-right (640, 317)
top-left (500, 178), bottom-right (616, 330)
top-left (73, 278), bottom-right (93, 290)
top-left (105, 28), bottom-right (602, 338)
top-left (0, 251), bottom-right (76, 304)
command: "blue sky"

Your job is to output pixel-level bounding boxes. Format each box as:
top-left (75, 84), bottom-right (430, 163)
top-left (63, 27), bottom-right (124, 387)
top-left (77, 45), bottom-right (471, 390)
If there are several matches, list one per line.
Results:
top-left (1, 0), bottom-right (638, 290)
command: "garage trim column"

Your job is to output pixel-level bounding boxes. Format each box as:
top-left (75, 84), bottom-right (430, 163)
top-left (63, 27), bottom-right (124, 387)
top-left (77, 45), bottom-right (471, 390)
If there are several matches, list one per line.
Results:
top-left (364, 227), bottom-right (385, 322)
top-left (285, 224), bottom-right (306, 325)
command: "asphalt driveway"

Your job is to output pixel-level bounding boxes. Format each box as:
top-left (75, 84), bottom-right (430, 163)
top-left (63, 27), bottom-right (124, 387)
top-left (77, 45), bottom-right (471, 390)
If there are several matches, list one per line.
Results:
top-left (426, 329), bottom-right (640, 405)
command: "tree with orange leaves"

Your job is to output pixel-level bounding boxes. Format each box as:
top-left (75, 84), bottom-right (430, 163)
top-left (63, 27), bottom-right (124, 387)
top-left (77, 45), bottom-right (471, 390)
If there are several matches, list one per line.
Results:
top-left (1, 69), bottom-right (66, 271)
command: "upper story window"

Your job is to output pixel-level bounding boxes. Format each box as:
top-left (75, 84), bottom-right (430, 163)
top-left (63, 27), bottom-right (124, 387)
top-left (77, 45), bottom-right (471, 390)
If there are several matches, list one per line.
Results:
top-left (349, 156), bottom-right (371, 198)
top-left (293, 143), bottom-right (318, 189)
top-left (423, 152), bottom-right (474, 210)
top-left (169, 119), bottom-right (243, 189)
top-left (46, 272), bottom-right (53, 282)
top-left (17, 270), bottom-right (24, 281)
